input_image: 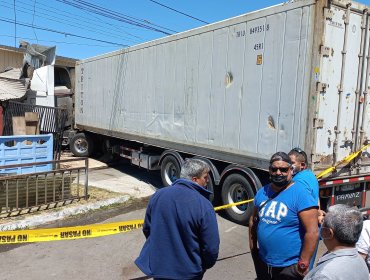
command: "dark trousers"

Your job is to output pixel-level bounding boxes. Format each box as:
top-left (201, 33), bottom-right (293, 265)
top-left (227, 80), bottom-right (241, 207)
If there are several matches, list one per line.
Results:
top-left (154, 277), bottom-right (203, 280)
top-left (154, 274), bottom-right (203, 280)
top-left (251, 251), bottom-right (303, 280)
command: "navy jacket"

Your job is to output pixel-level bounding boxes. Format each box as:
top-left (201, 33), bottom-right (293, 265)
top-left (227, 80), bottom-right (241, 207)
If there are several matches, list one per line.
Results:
top-left (135, 178), bottom-right (220, 279)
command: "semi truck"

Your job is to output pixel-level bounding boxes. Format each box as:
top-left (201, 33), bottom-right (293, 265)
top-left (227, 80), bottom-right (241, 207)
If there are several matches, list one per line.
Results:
top-left (70, 0), bottom-right (370, 224)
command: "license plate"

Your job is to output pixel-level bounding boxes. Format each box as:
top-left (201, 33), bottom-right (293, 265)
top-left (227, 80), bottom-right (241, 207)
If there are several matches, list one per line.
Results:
top-left (334, 184), bottom-right (362, 206)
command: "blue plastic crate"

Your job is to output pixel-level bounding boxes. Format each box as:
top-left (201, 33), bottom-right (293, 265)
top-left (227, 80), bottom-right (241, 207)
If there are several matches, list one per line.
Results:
top-left (0, 134), bottom-right (53, 174)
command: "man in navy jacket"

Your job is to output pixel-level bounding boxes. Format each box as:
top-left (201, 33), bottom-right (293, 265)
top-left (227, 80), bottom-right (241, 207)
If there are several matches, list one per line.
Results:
top-left (135, 158), bottom-right (220, 280)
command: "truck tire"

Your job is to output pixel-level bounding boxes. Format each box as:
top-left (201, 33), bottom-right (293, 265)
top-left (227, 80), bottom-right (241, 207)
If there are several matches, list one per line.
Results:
top-left (160, 155), bottom-right (181, 186)
top-left (70, 133), bottom-right (93, 157)
top-left (221, 173), bottom-right (255, 225)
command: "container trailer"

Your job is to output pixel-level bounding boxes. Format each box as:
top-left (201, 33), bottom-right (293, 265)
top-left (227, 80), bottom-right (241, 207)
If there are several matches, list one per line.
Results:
top-left (70, 0), bottom-right (370, 224)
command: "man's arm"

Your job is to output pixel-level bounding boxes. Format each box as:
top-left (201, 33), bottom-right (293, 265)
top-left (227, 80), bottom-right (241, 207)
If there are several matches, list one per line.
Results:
top-left (249, 206), bottom-right (259, 252)
top-left (142, 200), bottom-right (152, 239)
top-left (200, 209), bottom-right (220, 270)
top-left (298, 207), bottom-right (319, 275)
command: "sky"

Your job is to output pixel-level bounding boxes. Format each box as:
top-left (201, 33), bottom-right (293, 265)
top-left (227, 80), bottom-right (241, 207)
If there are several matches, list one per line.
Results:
top-left (1, 0), bottom-right (370, 60)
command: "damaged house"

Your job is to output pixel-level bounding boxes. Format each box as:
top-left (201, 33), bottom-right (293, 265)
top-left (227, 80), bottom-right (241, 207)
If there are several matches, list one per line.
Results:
top-left (0, 44), bottom-right (87, 216)
top-left (0, 43), bottom-right (77, 136)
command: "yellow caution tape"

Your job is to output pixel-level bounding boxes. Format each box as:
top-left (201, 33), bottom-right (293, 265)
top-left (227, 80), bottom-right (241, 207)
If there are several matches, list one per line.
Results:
top-left (4, 144), bottom-right (369, 245)
top-left (316, 166), bottom-right (335, 179)
top-left (0, 199), bottom-right (255, 244)
top-left (317, 144), bottom-right (370, 179)
top-left (0, 220), bottom-right (144, 244)
top-left (213, 199), bottom-right (254, 211)
top-left (0, 185), bottom-right (258, 245)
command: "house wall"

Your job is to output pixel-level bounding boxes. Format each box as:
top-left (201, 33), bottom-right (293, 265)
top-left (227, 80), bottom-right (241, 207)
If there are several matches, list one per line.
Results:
top-left (0, 46), bottom-right (76, 73)
top-left (0, 49), bottom-right (23, 72)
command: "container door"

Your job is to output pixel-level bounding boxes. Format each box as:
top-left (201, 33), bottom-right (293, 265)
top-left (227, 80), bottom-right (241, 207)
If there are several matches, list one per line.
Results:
top-left (314, 4), bottom-right (368, 174)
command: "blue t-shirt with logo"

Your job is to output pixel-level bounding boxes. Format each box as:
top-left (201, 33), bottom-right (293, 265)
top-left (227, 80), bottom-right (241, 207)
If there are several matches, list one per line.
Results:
top-left (254, 182), bottom-right (318, 267)
top-left (293, 169), bottom-right (319, 204)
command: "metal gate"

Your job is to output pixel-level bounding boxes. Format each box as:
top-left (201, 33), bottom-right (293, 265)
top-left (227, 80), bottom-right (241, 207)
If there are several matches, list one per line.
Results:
top-left (0, 158), bottom-right (88, 217)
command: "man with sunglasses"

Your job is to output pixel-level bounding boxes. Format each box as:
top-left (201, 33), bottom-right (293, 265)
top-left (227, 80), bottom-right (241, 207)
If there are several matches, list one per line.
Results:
top-left (249, 152), bottom-right (319, 280)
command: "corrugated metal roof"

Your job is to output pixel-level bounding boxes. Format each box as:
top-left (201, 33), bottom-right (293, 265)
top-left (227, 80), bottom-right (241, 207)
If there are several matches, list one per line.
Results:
top-left (0, 68), bottom-right (21, 79)
top-left (0, 77), bottom-right (27, 101)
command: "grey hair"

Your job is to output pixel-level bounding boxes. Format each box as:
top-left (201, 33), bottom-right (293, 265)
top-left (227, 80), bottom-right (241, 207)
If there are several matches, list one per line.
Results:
top-left (180, 158), bottom-right (210, 180)
top-left (323, 204), bottom-right (363, 245)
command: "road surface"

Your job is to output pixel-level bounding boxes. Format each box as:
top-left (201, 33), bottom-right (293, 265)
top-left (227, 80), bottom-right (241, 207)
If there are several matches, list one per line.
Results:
top-left (0, 198), bottom-right (258, 280)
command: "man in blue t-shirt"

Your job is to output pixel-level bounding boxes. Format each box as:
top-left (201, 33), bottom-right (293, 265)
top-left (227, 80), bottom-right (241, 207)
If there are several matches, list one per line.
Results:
top-left (288, 148), bottom-right (325, 222)
top-left (249, 152), bottom-right (319, 280)
top-left (288, 148), bottom-right (319, 204)
top-left (289, 148), bottom-right (324, 270)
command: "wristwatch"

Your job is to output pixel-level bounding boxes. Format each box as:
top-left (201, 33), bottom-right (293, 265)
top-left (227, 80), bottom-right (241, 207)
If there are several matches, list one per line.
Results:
top-left (297, 259), bottom-right (309, 270)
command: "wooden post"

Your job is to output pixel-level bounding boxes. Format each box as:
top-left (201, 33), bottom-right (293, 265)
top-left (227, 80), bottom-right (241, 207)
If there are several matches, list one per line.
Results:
top-left (12, 116), bottom-right (26, 135)
top-left (25, 112), bottom-right (39, 135)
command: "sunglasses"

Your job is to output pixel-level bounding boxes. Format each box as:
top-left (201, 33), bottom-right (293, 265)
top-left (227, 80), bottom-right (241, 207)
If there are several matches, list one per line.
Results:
top-left (292, 147), bottom-right (304, 153)
top-left (269, 166), bottom-right (291, 173)
top-left (292, 147), bottom-right (308, 163)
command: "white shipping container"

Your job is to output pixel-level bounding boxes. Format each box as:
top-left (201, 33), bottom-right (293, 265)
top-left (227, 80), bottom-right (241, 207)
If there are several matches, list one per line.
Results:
top-left (75, 0), bottom-right (370, 176)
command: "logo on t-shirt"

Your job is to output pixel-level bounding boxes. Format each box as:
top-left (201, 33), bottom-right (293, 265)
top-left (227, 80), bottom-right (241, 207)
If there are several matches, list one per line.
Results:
top-left (259, 201), bottom-right (288, 224)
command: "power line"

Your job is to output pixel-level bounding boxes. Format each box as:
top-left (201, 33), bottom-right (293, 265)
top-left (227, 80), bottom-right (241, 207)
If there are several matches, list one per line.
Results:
top-left (148, 0), bottom-right (209, 24)
top-left (0, 2), bottom-right (140, 44)
top-left (13, 0), bottom-right (16, 47)
top-left (54, 0), bottom-right (176, 35)
top-left (4, 0), bottom-right (151, 43)
top-left (32, 0), bottom-right (144, 40)
top-left (70, 0), bottom-right (177, 33)
top-left (0, 17), bottom-right (128, 46)
top-left (32, 0), bottom-right (38, 42)
top-left (0, 34), bottom-right (120, 48)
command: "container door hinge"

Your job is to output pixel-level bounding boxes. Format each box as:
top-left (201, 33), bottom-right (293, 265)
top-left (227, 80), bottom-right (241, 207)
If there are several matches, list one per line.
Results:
top-left (324, 8), bottom-right (334, 20)
top-left (316, 82), bottom-right (328, 93)
top-left (314, 118), bottom-right (324, 129)
top-left (320, 45), bottom-right (333, 57)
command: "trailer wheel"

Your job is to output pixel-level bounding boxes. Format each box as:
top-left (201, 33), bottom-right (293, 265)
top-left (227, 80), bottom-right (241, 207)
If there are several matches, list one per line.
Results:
top-left (221, 174), bottom-right (255, 225)
top-left (70, 133), bottom-right (93, 157)
top-left (160, 155), bottom-right (181, 186)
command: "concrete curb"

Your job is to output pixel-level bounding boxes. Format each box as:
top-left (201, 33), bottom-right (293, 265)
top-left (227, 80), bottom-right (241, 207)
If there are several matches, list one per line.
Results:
top-left (0, 195), bottom-right (131, 231)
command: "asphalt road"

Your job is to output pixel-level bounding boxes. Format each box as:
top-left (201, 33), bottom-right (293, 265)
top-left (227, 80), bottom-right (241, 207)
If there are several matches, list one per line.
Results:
top-left (0, 161), bottom-right (327, 280)
top-left (0, 197), bottom-right (259, 280)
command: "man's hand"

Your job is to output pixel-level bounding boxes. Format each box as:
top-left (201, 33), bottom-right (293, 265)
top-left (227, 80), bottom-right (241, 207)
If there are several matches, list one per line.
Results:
top-left (249, 207), bottom-right (259, 251)
top-left (297, 260), bottom-right (309, 276)
top-left (318, 209), bottom-right (326, 224)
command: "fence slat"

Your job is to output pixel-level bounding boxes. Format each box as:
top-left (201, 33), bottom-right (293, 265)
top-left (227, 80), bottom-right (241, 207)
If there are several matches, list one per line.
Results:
top-left (0, 159), bottom-right (88, 215)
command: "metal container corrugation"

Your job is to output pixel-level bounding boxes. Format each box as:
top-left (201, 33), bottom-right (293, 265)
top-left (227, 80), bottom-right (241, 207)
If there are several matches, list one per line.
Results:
top-left (75, 0), bottom-right (370, 175)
